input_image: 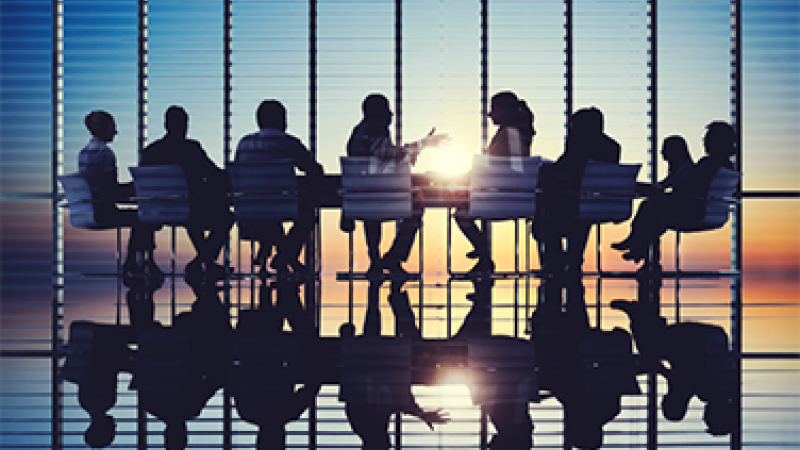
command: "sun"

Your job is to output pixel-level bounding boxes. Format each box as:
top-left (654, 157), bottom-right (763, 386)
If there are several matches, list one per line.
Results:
top-left (415, 145), bottom-right (475, 177)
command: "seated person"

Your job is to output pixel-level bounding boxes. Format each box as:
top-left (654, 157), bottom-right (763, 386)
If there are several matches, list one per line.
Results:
top-left (455, 91), bottom-right (536, 275)
top-left (612, 121), bottom-right (738, 264)
top-left (611, 299), bottom-right (737, 436)
top-left (344, 93), bottom-right (447, 277)
top-left (614, 135), bottom-right (694, 251)
top-left (235, 100), bottom-right (325, 277)
top-left (532, 107), bottom-right (621, 275)
top-left (140, 106), bottom-right (234, 281)
top-left (78, 110), bottom-right (161, 282)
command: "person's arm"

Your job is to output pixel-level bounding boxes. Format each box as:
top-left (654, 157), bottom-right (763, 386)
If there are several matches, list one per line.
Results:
top-left (286, 137), bottom-right (324, 178)
top-left (370, 130), bottom-right (446, 164)
top-left (401, 395), bottom-right (450, 430)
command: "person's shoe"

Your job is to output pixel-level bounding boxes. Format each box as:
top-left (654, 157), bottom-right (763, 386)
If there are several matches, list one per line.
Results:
top-left (609, 299), bottom-right (639, 317)
top-left (466, 250), bottom-right (480, 259)
top-left (467, 258), bottom-right (495, 276)
top-left (622, 250), bottom-right (646, 264)
top-left (611, 237), bottom-right (633, 251)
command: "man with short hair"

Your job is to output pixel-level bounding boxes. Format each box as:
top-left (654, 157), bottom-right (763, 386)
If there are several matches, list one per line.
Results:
top-left (345, 93), bottom-right (447, 277)
top-left (141, 106), bottom-right (233, 281)
top-left (235, 100), bottom-right (325, 276)
top-left (78, 110), bottom-right (161, 282)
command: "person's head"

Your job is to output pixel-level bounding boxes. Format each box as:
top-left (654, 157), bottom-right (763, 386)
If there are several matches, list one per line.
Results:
top-left (256, 100), bottom-right (287, 132)
top-left (569, 107), bottom-right (604, 135)
top-left (84, 414), bottom-right (115, 448)
top-left (84, 110), bottom-right (117, 143)
top-left (362, 93), bottom-right (393, 126)
top-left (703, 121), bottom-right (736, 159)
top-left (489, 91), bottom-right (536, 144)
top-left (661, 135), bottom-right (691, 167)
top-left (165, 105), bottom-right (189, 137)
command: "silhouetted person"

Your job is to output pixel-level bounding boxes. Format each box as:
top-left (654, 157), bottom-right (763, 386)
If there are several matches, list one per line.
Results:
top-left (141, 106), bottom-right (234, 281)
top-left (61, 321), bottom-right (136, 448)
top-left (453, 279), bottom-right (536, 449)
top-left (78, 110), bottom-right (161, 283)
top-left (339, 279), bottom-right (448, 449)
top-left (455, 91), bottom-right (536, 275)
top-left (231, 281), bottom-right (320, 449)
top-left (133, 279), bottom-right (233, 450)
top-left (235, 100), bottom-right (325, 277)
top-left (612, 121), bottom-right (738, 264)
top-left (611, 299), bottom-right (737, 436)
top-left (533, 107), bottom-right (621, 275)
top-left (343, 93), bottom-right (448, 277)
top-left (529, 275), bottom-right (637, 449)
top-left (614, 135), bottom-right (695, 252)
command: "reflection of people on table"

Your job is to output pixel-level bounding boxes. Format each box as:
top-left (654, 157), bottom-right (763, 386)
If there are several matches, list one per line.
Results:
top-left (61, 321), bottom-right (136, 448)
top-left (455, 91), bottom-right (536, 275)
top-left (78, 110), bottom-right (161, 284)
top-left (529, 275), bottom-right (638, 449)
top-left (141, 106), bottom-right (233, 282)
top-left (343, 93), bottom-right (448, 277)
top-left (231, 281), bottom-right (320, 449)
top-left (339, 278), bottom-right (449, 449)
top-left (132, 279), bottom-right (233, 450)
top-left (611, 299), bottom-right (737, 436)
top-left (612, 121), bottom-right (738, 264)
top-left (454, 279), bottom-right (537, 450)
top-left (235, 99), bottom-right (325, 277)
top-left (533, 107), bottom-right (621, 275)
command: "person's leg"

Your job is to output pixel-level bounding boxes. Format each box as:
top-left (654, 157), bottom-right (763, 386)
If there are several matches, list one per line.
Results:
top-left (456, 217), bottom-right (494, 273)
top-left (381, 215), bottom-right (422, 275)
top-left (564, 220), bottom-right (592, 274)
top-left (202, 210), bottom-right (234, 279)
top-left (363, 220), bottom-right (383, 274)
top-left (274, 198), bottom-right (315, 274)
top-left (532, 215), bottom-right (566, 276)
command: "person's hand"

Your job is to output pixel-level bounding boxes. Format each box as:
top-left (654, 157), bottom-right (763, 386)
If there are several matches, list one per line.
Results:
top-left (420, 408), bottom-right (450, 430)
top-left (421, 127), bottom-right (450, 148)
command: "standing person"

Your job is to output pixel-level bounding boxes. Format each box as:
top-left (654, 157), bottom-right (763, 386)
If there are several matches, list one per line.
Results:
top-left (235, 99), bottom-right (325, 277)
top-left (533, 106), bottom-right (621, 275)
top-left (344, 93), bottom-right (448, 277)
top-left (141, 106), bottom-right (234, 281)
top-left (78, 110), bottom-right (162, 283)
top-left (455, 91), bottom-right (536, 275)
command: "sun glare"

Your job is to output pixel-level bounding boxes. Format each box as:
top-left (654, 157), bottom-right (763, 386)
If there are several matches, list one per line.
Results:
top-left (417, 145), bottom-right (475, 176)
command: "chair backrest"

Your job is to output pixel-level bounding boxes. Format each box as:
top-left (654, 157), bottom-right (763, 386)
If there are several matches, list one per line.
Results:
top-left (577, 329), bottom-right (641, 397)
top-left (340, 156), bottom-right (413, 221)
top-left (339, 337), bottom-right (412, 406)
top-left (700, 167), bottom-right (741, 228)
top-left (59, 321), bottom-right (96, 383)
top-left (129, 165), bottom-right (191, 225)
top-left (58, 173), bottom-right (100, 228)
top-left (229, 160), bottom-right (298, 222)
top-left (468, 155), bottom-right (541, 220)
top-left (577, 160), bottom-right (641, 223)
